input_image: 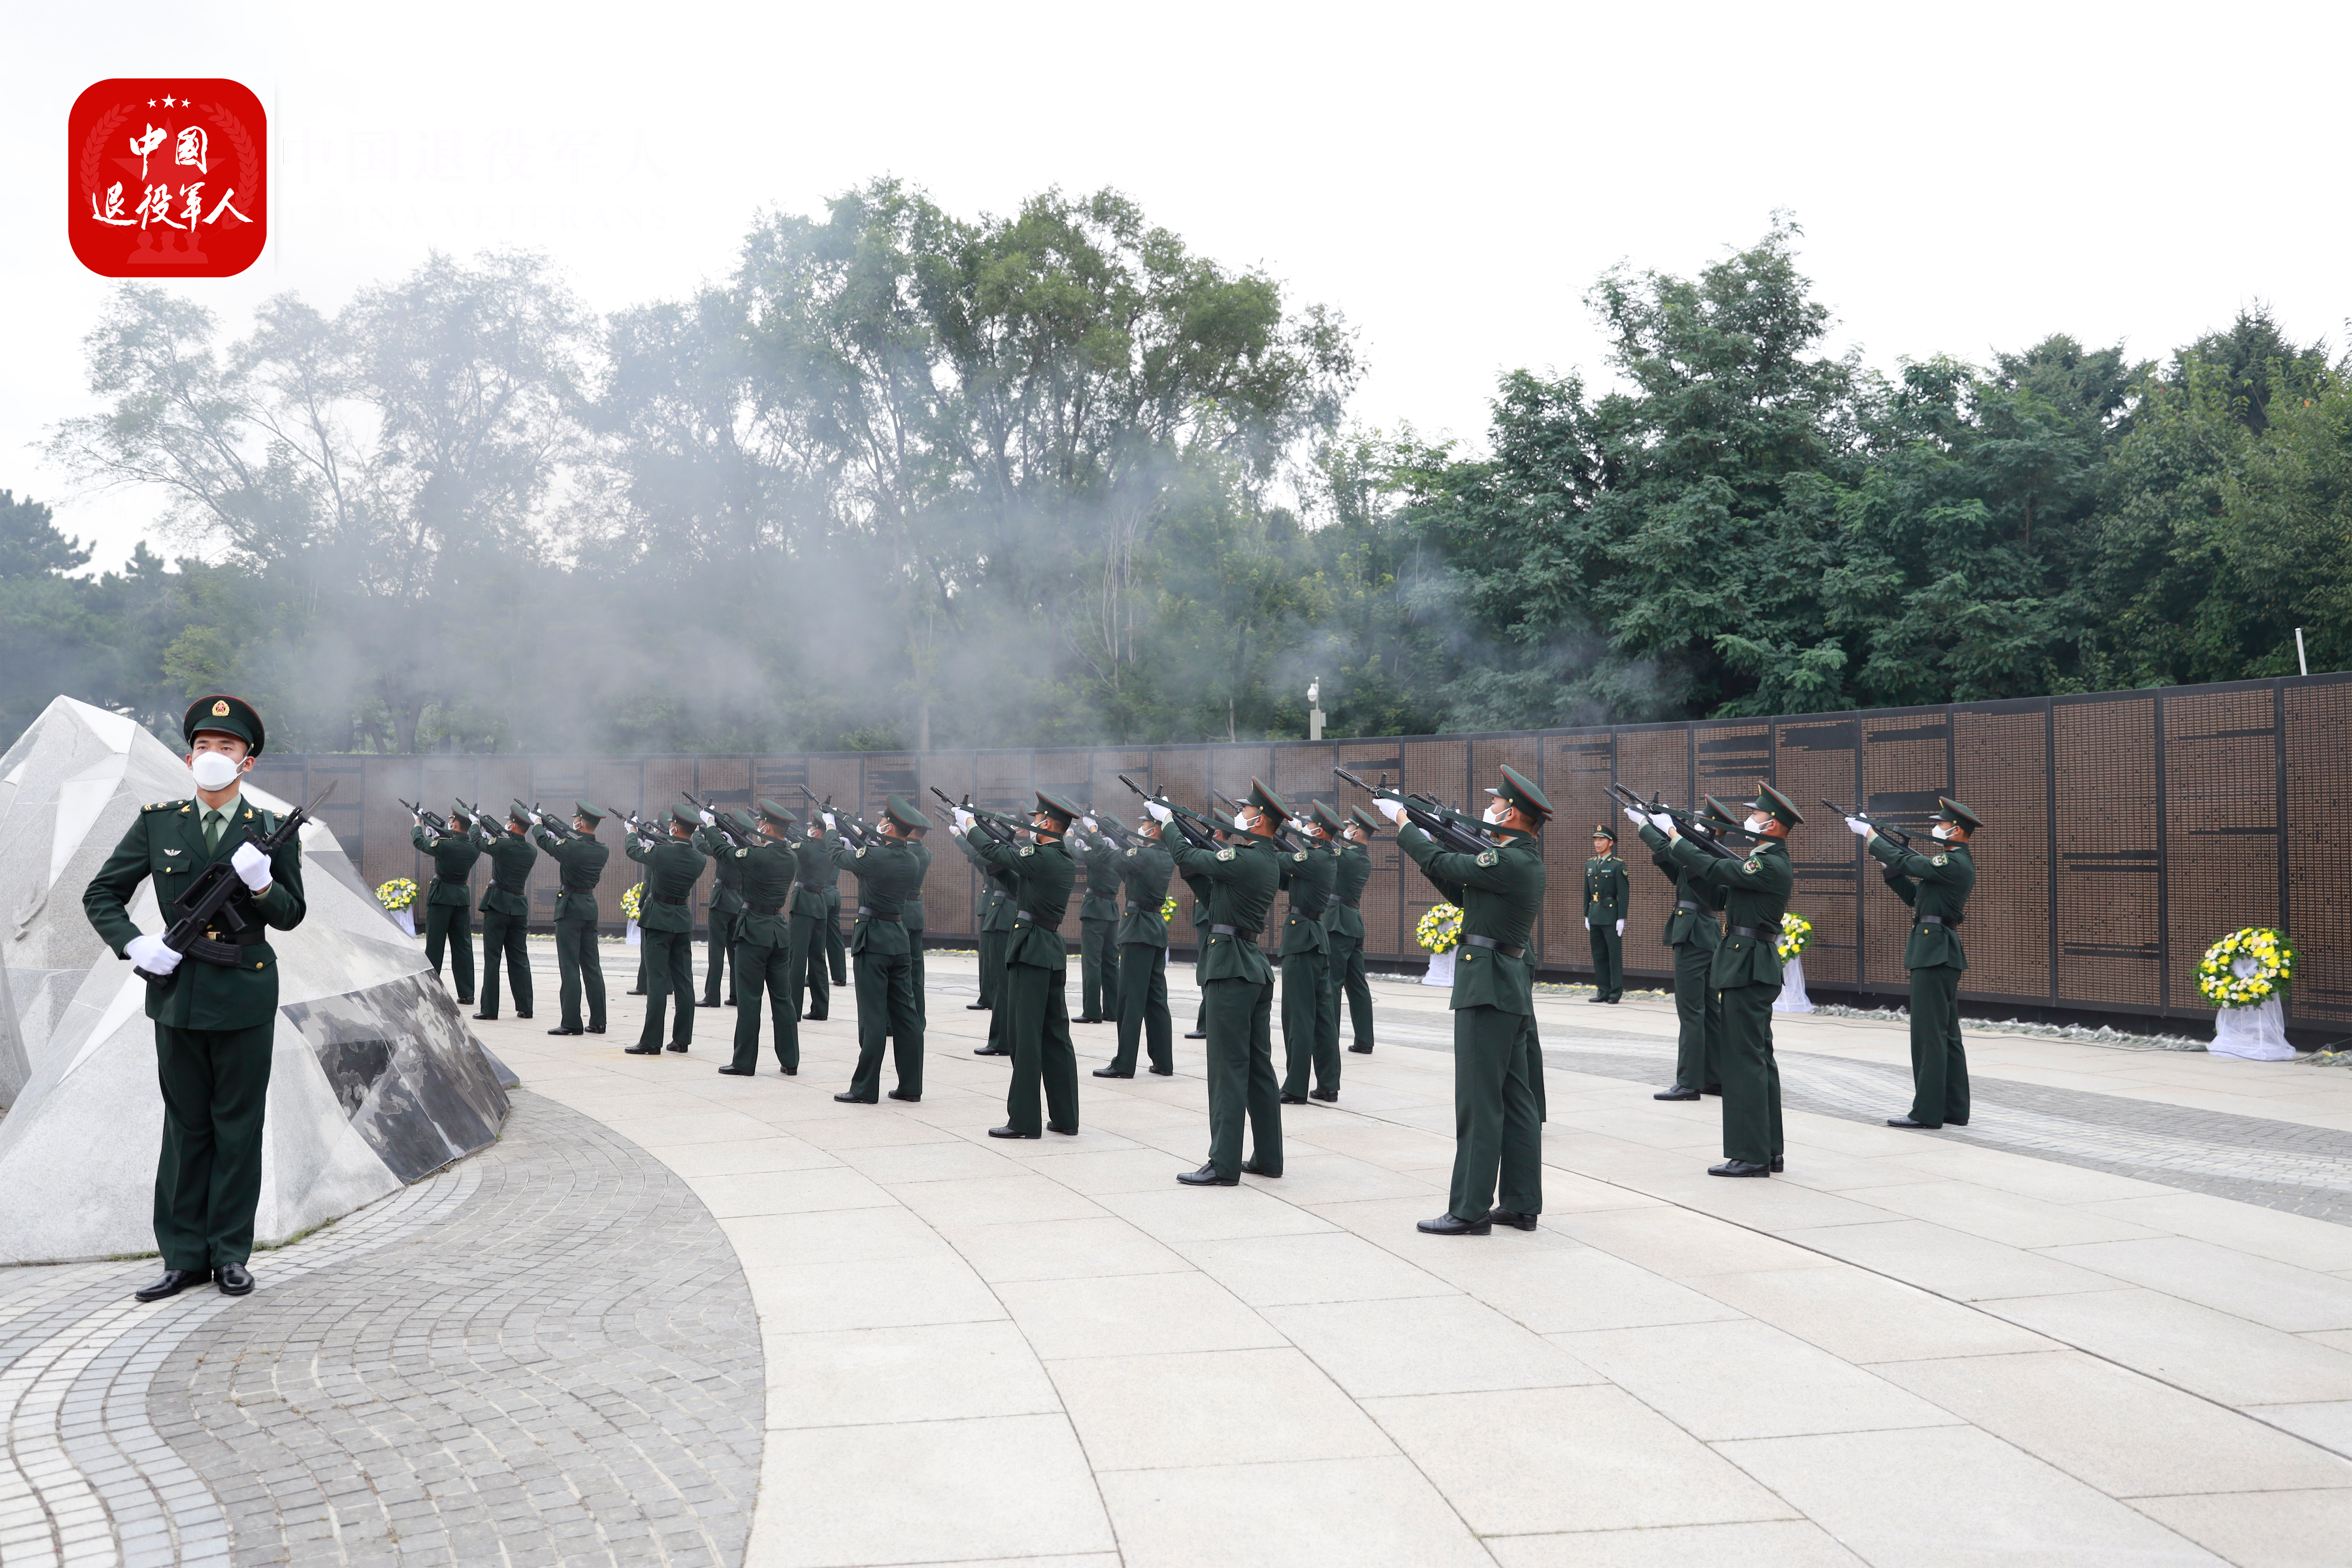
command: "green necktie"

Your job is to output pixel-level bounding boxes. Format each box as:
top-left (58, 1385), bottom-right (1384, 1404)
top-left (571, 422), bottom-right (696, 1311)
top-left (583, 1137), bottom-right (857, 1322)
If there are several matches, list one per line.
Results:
top-left (205, 808), bottom-right (224, 854)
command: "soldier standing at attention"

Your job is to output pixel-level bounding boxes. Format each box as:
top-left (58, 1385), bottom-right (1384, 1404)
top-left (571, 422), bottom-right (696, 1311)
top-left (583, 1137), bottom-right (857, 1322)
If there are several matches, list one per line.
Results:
top-left (1663, 783), bottom-right (1801, 1176)
top-left (694, 808), bottom-right (744, 1008)
top-left (1326, 805), bottom-right (1377, 1055)
top-left (956, 791), bottom-right (1081, 1137)
top-left (1381, 764), bottom-right (1550, 1235)
top-left (535, 802), bottom-right (610, 1036)
top-left (1095, 811), bottom-right (1175, 1078)
top-left (1277, 805), bottom-right (1341, 1105)
top-left (410, 802), bottom-right (483, 1006)
top-left (1584, 825), bottom-right (1628, 1004)
top-left (1071, 821), bottom-right (1122, 1024)
top-left (789, 819), bottom-right (832, 1023)
top-left (952, 821), bottom-right (1020, 1056)
top-left (823, 796), bottom-right (931, 1104)
top-left (1158, 781), bottom-right (1286, 1186)
top-left (475, 806), bottom-right (538, 1021)
top-left (720, 800), bottom-right (805, 1078)
top-left (625, 806), bottom-right (708, 1056)
top-left (87, 695), bottom-right (306, 1303)
top-left (1852, 797), bottom-right (1979, 1130)
top-left (1633, 802), bottom-right (1729, 1100)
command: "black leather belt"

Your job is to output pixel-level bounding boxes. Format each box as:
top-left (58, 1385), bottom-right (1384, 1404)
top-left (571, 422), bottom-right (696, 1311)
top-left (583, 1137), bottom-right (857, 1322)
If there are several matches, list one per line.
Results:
top-left (1917, 915), bottom-right (1948, 926)
top-left (1465, 934), bottom-right (1525, 959)
top-left (1209, 923), bottom-right (1261, 939)
top-left (202, 925), bottom-right (269, 946)
top-left (1675, 900), bottom-right (1707, 913)
top-left (652, 892), bottom-right (686, 906)
top-left (745, 902), bottom-right (783, 916)
top-left (857, 906), bottom-right (901, 921)
top-left (1013, 909), bottom-right (1036, 923)
top-left (1729, 924), bottom-right (1765, 939)
top-left (433, 876), bottom-right (466, 885)
top-left (493, 882), bottom-right (526, 895)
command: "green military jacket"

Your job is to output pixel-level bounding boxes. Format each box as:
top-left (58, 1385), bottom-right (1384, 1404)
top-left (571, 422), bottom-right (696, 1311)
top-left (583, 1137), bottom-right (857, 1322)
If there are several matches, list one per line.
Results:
top-left (965, 824), bottom-right (1072, 972)
top-left (477, 827), bottom-right (537, 917)
top-left (1396, 824), bottom-right (1544, 1016)
top-left (1668, 833), bottom-right (1793, 989)
top-left (1275, 842), bottom-right (1335, 957)
top-left (1073, 834), bottom-right (1121, 922)
top-left (692, 824), bottom-right (746, 914)
top-left (1870, 836), bottom-right (1973, 971)
top-left (412, 822), bottom-right (483, 906)
top-left (1584, 852), bottom-right (1628, 924)
top-left (952, 829), bottom-right (1019, 933)
top-left (1166, 835), bottom-right (1279, 985)
top-left (533, 825), bottom-right (609, 923)
top-left (1115, 839), bottom-right (1175, 949)
top-left (1636, 822), bottom-right (1724, 949)
top-left (729, 839), bottom-right (801, 950)
top-left (1325, 843), bottom-right (1371, 942)
top-left (84, 793), bottom-right (308, 1030)
top-left (825, 830), bottom-right (920, 958)
top-left (903, 839), bottom-right (931, 936)
top-left (626, 832), bottom-right (708, 934)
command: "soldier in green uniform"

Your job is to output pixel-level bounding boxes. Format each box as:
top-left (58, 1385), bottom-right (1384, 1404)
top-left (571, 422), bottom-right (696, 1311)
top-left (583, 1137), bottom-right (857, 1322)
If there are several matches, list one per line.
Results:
top-left (693, 808), bottom-right (744, 1008)
top-left (1326, 804), bottom-right (1377, 1055)
top-left (821, 858), bottom-right (848, 989)
top-left (474, 806), bottom-right (538, 1020)
top-left (958, 791), bottom-right (1081, 1137)
top-left (1632, 801), bottom-right (1730, 1100)
top-left (86, 695), bottom-right (306, 1302)
top-left (1182, 855), bottom-right (1213, 1042)
top-left (535, 801), bottom-right (611, 1035)
top-left (1071, 820), bottom-right (1122, 1023)
top-left (952, 822), bottom-right (1021, 1055)
top-left (1096, 812), bottom-right (1175, 1078)
top-left (1663, 782), bottom-right (1801, 1176)
top-left (1276, 805), bottom-right (1341, 1105)
top-left (1383, 764), bottom-right (1550, 1234)
top-left (409, 802), bottom-right (483, 1004)
top-left (1584, 825), bottom-right (1628, 1004)
top-left (1160, 781), bottom-right (1286, 1185)
top-left (823, 796), bottom-right (931, 1103)
top-left (625, 806), bottom-right (708, 1055)
top-left (902, 815), bottom-right (932, 1029)
top-left (785, 820), bottom-right (831, 1026)
top-left (1852, 797), bottom-right (1979, 1129)
top-left (720, 800), bottom-right (805, 1077)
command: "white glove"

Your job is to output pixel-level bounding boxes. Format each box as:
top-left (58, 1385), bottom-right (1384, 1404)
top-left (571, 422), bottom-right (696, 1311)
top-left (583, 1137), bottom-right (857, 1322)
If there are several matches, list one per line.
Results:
top-left (231, 841), bottom-right (273, 892)
top-left (1081, 816), bottom-right (1097, 832)
top-left (527, 811), bottom-right (544, 825)
top-left (1623, 806), bottom-right (1645, 826)
top-left (1146, 801), bottom-right (1173, 823)
top-left (1616, 919), bottom-right (1625, 937)
top-left (953, 808), bottom-right (975, 830)
top-left (1845, 816), bottom-right (1871, 837)
top-left (1582, 917), bottom-right (1589, 929)
top-left (1648, 812), bottom-right (1673, 832)
top-left (821, 813), bottom-right (836, 830)
top-left (411, 809), bottom-right (424, 823)
top-left (126, 932), bottom-right (182, 975)
top-left (1068, 832), bottom-right (1088, 852)
top-left (1375, 798), bottom-right (1406, 825)
top-left (700, 809), bottom-right (716, 826)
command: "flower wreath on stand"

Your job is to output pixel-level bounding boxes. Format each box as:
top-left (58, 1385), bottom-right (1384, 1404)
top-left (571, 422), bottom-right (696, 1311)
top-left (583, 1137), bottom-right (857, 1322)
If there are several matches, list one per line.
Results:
top-left (2197, 927), bottom-right (2293, 1008)
top-left (376, 877), bottom-right (417, 913)
top-left (620, 882), bottom-right (646, 922)
top-left (1776, 912), bottom-right (1813, 962)
top-left (1159, 894), bottom-right (1179, 925)
top-left (1415, 903), bottom-right (1463, 954)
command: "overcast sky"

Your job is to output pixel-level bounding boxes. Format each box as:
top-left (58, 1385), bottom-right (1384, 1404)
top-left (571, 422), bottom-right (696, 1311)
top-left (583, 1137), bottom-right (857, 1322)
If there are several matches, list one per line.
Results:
top-left (9, 0), bottom-right (2346, 571)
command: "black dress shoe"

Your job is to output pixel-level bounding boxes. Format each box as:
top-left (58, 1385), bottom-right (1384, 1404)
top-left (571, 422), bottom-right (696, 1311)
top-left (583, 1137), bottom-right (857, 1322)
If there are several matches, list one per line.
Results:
top-left (516, 1011), bottom-right (532, 1020)
top-left (586, 1025), bottom-right (606, 1034)
top-left (804, 1012), bottom-right (829, 1022)
top-left (966, 1002), bottom-right (991, 1010)
top-left (1485, 1208), bottom-right (1539, 1231)
top-left (1418, 1213), bottom-right (1492, 1235)
top-left (665, 1041), bottom-right (689, 1053)
top-left (974, 1044), bottom-right (1009, 1057)
top-left (1770, 1156), bottom-right (1785, 1172)
top-left (1184, 1030), bottom-right (1207, 1040)
top-left (214, 1262), bottom-right (254, 1296)
top-left (627, 988), bottom-right (647, 996)
top-left (1177, 1162), bottom-right (1237, 1186)
top-left (1149, 1065), bottom-right (1174, 1076)
top-left (717, 1066), bottom-right (754, 1076)
top-left (1886, 1116), bottom-right (1939, 1129)
top-left (888, 1089), bottom-right (920, 1102)
top-left (1308, 1088), bottom-right (1337, 1103)
top-left (1048, 1123), bottom-right (1078, 1135)
top-left (1280, 1092), bottom-right (1308, 1105)
top-left (1093, 1067), bottom-right (1134, 1078)
top-left (1654, 1086), bottom-right (1702, 1101)
top-left (1240, 1161), bottom-right (1280, 1178)
top-left (1586, 995), bottom-right (1608, 1003)
top-left (473, 1011), bottom-right (497, 1020)
top-left (456, 998), bottom-right (474, 1007)
top-left (133, 1268), bottom-right (208, 1302)
top-left (1348, 1044), bottom-right (1373, 1054)
top-left (1074, 1016), bottom-right (1105, 1025)
top-left (1604, 996), bottom-right (1621, 1004)
top-left (836, 1092), bottom-right (876, 1104)
top-left (548, 1026), bottom-right (584, 1035)
top-left (989, 1124), bottom-right (1041, 1139)
top-left (624, 1045), bottom-right (659, 1055)
top-left (1708, 1159), bottom-right (1771, 1177)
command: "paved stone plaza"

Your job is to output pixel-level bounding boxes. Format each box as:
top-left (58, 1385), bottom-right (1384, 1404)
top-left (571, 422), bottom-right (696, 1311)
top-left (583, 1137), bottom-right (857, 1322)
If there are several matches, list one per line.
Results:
top-left (9, 945), bottom-right (2352, 1566)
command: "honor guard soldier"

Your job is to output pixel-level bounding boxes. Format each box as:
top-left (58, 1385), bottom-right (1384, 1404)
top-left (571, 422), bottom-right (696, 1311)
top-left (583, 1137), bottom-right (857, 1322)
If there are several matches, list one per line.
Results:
top-left (1584, 825), bottom-right (1628, 1003)
top-left (1327, 804), bottom-right (1378, 1054)
top-left (535, 801), bottom-right (611, 1035)
top-left (475, 806), bottom-right (538, 1020)
top-left (957, 791), bottom-right (1081, 1137)
top-left (796, 819), bottom-right (842, 1020)
top-left (1632, 800), bottom-right (1731, 1100)
top-left (1853, 797), bottom-right (1979, 1129)
top-left (822, 796), bottom-right (930, 1104)
top-left (952, 818), bottom-right (1021, 1055)
top-left (626, 806), bottom-right (708, 1055)
top-left (1158, 782), bottom-right (1287, 1186)
top-left (1071, 819), bottom-right (1122, 1023)
top-left (410, 802), bottom-right (484, 1004)
top-left (86, 695), bottom-right (307, 1302)
top-left (787, 821), bottom-right (832, 1025)
top-left (1096, 810), bottom-right (1176, 1078)
top-left (1277, 803), bottom-right (1341, 1105)
top-left (901, 813), bottom-right (932, 1028)
top-left (1383, 764), bottom-right (1550, 1235)
top-left (1663, 783), bottom-right (1799, 1176)
top-left (720, 801), bottom-right (806, 1078)
top-left (693, 808), bottom-right (745, 1008)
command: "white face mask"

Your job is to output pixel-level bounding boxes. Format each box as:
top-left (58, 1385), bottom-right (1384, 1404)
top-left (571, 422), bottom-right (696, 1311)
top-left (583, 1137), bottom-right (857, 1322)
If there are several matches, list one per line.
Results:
top-left (1482, 801), bottom-right (1506, 825)
top-left (1745, 813), bottom-right (1772, 834)
top-left (190, 750), bottom-right (242, 791)
top-left (1930, 823), bottom-right (1952, 840)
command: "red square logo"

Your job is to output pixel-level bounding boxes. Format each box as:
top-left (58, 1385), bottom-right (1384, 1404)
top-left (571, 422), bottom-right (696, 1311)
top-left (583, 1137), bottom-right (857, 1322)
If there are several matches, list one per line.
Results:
top-left (68, 78), bottom-right (267, 279)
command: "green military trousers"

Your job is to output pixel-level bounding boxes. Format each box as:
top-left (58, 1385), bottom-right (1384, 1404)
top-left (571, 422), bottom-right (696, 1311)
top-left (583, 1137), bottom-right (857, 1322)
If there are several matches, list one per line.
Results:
top-left (848, 949), bottom-right (923, 1100)
top-left (153, 1022), bottom-right (273, 1270)
top-left (1587, 921), bottom-right (1623, 1001)
top-left (1907, 965), bottom-right (1969, 1127)
top-left (731, 936), bottom-right (799, 1074)
top-left (1670, 943), bottom-right (1723, 1093)
top-left (1110, 944), bottom-right (1171, 1074)
top-left (1330, 931), bottom-right (1373, 1052)
top-left (1278, 950), bottom-right (1340, 1097)
top-left (637, 928), bottom-right (695, 1049)
top-left (702, 909), bottom-right (738, 1007)
top-left (824, 912), bottom-right (847, 986)
top-left (1000, 963), bottom-right (1076, 1134)
top-left (1079, 918), bottom-right (1119, 1020)
top-left (1716, 981), bottom-right (1785, 1164)
top-left (424, 902), bottom-right (476, 1002)
top-left (909, 942), bottom-right (926, 1027)
top-left (555, 915), bottom-right (605, 1032)
top-left (976, 928), bottom-right (1006, 1009)
top-left (1202, 974), bottom-right (1282, 1179)
top-left (789, 911), bottom-right (830, 1020)
top-left (478, 910), bottom-right (532, 1018)
top-left (1447, 1004), bottom-right (1544, 1223)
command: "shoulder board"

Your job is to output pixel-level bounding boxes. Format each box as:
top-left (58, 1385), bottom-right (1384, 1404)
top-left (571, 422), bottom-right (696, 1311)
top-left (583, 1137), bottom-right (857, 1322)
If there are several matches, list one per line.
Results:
top-left (145, 799), bottom-right (185, 812)
top-left (1215, 847), bottom-right (1235, 861)
top-left (1931, 853), bottom-right (1948, 866)
top-left (1293, 851), bottom-right (1307, 862)
top-left (1017, 845), bottom-right (1034, 858)
top-left (1476, 850), bottom-right (1498, 867)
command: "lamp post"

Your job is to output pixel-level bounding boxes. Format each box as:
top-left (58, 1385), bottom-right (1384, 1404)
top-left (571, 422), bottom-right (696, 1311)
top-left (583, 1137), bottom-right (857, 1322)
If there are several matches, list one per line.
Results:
top-left (1308, 678), bottom-right (1324, 742)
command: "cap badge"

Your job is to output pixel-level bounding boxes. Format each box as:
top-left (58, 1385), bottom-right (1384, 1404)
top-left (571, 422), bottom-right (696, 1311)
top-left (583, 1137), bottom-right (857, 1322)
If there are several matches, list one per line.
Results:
top-left (211, 699), bottom-right (230, 717)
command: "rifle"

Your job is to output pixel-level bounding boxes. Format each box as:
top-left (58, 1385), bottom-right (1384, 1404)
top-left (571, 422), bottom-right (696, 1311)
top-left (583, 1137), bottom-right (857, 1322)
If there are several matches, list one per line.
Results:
top-left (929, 786), bottom-right (1029, 839)
top-left (1606, 783), bottom-right (1736, 861)
top-left (680, 792), bottom-right (759, 850)
top-left (134, 782), bottom-right (337, 987)
top-left (452, 799), bottom-right (485, 828)
top-left (399, 797), bottom-right (450, 836)
top-left (1212, 790), bottom-right (1296, 851)
top-left (1119, 774), bottom-right (1219, 853)
top-left (1820, 798), bottom-right (1918, 850)
top-left (799, 786), bottom-right (876, 847)
top-left (1331, 768), bottom-right (1499, 856)
top-left (1075, 806), bottom-right (1142, 851)
top-left (518, 800), bottom-right (576, 841)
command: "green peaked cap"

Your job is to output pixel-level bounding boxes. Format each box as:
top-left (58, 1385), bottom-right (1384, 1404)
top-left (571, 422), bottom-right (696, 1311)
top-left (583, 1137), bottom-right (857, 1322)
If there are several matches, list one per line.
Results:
top-left (1034, 788), bottom-right (1085, 822)
top-left (1745, 781), bottom-right (1805, 828)
top-left (668, 803), bottom-right (701, 829)
top-left (1491, 764), bottom-right (1552, 820)
top-left (885, 794), bottom-right (933, 831)
top-left (1247, 778), bottom-right (1289, 819)
top-left (756, 797), bottom-right (799, 827)
top-left (573, 799), bottom-right (607, 823)
top-left (1934, 796), bottom-right (1983, 833)
top-left (1348, 805), bottom-right (1384, 833)
top-left (1311, 800), bottom-right (1345, 832)
top-left (183, 693), bottom-right (265, 755)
